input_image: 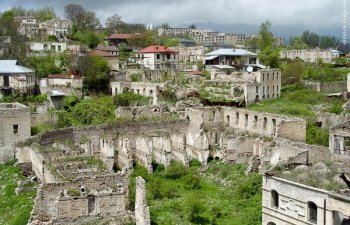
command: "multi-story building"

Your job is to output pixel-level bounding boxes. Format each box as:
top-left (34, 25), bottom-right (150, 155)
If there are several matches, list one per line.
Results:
top-left (262, 175), bottom-right (350, 225)
top-left (38, 18), bottom-right (71, 38)
top-left (14, 16), bottom-right (38, 37)
top-left (136, 45), bottom-right (178, 70)
top-left (280, 48), bottom-right (335, 63)
top-left (171, 46), bottom-right (205, 62)
top-left (157, 27), bottom-right (285, 47)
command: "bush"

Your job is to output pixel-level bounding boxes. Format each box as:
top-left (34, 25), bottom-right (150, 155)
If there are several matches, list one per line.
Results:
top-left (130, 73), bottom-right (142, 82)
top-left (306, 124), bottom-right (329, 147)
top-left (162, 161), bottom-right (187, 179)
top-left (113, 92), bottom-right (150, 107)
top-left (189, 159), bottom-right (202, 167)
top-left (183, 171), bottom-right (201, 190)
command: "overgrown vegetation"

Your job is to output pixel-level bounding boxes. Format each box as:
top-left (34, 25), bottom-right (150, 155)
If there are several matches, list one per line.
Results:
top-left (0, 94), bottom-right (47, 104)
top-left (0, 161), bottom-right (37, 225)
top-left (249, 85), bottom-right (345, 146)
top-left (130, 161), bottom-right (262, 225)
top-left (58, 96), bottom-right (116, 127)
top-left (113, 92), bottom-right (151, 107)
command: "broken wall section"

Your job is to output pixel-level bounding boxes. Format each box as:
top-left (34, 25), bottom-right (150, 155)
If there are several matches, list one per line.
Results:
top-left (135, 176), bottom-right (150, 225)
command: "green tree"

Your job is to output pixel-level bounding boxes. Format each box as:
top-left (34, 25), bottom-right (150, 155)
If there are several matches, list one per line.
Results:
top-left (64, 4), bottom-right (100, 32)
top-left (258, 20), bottom-right (281, 68)
top-left (289, 36), bottom-right (309, 49)
top-left (28, 54), bottom-right (63, 78)
top-left (302, 30), bottom-right (320, 48)
top-left (258, 20), bottom-right (273, 50)
top-left (105, 14), bottom-right (125, 33)
top-left (73, 31), bottom-right (101, 48)
top-left (75, 55), bottom-right (110, 94)
top-left (32, 6), bottom-right (56, 20)
top-left (0, 10), bottom-right (28, 64)
top-left (128, 31), bottom-right (156, 48)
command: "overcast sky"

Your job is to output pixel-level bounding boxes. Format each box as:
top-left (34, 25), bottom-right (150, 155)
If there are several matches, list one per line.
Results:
top-left (0, 0), bottom-right (346, 39)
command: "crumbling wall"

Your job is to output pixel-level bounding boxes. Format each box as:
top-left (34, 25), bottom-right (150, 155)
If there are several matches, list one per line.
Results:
top-left (110, 81), bottom-right (164, 105)
top-left (223, 107), bottom-right (306, 142)
top-left (152, 136), bottom-right (171, 166)
top-left (170, 133), bottom-right (188, 165)
top-left (135, 177), bottom-right (150, 225)
top-left (266, 138), bottom-right (330, 167)
top-left (117, 136), bottom-right (134, 169)
top-left (302, 80), bottom-right (347, 92)
top-left (116, 106), bottom-right (170, 120)
top-left (0, 103), bottom-right (31, 163)
top-left (28, 173), bottom-right (130, 225)
top-left (317, 112), bottom-right (350, 129)
top-left (134, 136), bottom-right (153, 172)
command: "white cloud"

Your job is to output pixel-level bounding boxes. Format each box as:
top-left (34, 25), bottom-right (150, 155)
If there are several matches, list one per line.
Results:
top-left (0, 0), bottom-right (345, 36)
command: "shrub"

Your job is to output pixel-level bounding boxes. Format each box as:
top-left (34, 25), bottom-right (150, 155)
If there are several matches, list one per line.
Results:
top-left (113, 92), bottom-right (150, 107)
top-left (306, 124), bottom-right (329, 147)
top-left (162, 161), bottom-right (187, 179)
top-left (189, 159), bottom-right (202, 167)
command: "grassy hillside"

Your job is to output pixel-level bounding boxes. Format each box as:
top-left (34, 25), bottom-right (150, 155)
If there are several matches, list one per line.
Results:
top-left (130, 161), bottom-right (262, 225)
top-left (0, 161), bottom-right (37, 225)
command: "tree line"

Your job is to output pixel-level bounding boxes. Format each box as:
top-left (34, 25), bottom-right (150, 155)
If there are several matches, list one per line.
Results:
top-left (289, 30), bottom-right (349, 53)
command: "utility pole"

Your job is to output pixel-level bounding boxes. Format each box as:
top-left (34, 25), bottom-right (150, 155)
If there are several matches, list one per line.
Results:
top-left (343, 0), bottom-right (348, 45)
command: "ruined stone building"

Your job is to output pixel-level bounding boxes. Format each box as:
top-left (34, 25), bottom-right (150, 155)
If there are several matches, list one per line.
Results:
top-left (206, 68), bottom-right (281, 106)
top-left (0, 102), bottom-right (31, 163)
top-left (262, 121), bottom-right (350, 225)
top-left (110, 81), bottom-right (164, 106)
top-left (171, 46), bottom-right (205, 62)
top-left (280, 48), bottom-right (337, 64)
top-left (28, 174), bottom-right (132, 225)
top-left (329, 121), bottom-right (350, 157)
top-left (14, 16), bottom-right (39, 37)
top-left (263, 175), bottom-right (350, 225)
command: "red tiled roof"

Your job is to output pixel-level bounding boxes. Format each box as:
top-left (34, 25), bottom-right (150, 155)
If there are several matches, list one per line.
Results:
top-left (107, 34), bottom-right (131, 40)
top-left (89, 49), bottom-right (116, 57)
top-left (138, 46), bottom-right (178, 54)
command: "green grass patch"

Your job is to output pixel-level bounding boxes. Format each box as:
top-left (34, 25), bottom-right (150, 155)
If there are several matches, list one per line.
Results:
top-left (130, 161), bottom-right (262, 225)
top-left (0, 161), bottom-right (37, 225)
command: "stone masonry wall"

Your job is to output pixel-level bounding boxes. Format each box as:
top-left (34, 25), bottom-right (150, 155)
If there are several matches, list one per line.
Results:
top-left (0, 103), bottom-right (31, 163)
top-left (135, 177), bottom-right (150, 225)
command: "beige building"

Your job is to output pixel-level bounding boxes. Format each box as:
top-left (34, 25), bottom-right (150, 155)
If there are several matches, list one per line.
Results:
top-left (38, 18), bottom-right (71, 38)
top-left (0, 60), bottom-right (36, 96)
top-left (14, 16), bottom-right (38, 37)
top-left (263, 175), bottom-right (350, 225)
top-left (136, 45), bottom-right (178, 70)
top-left (157, 27), bottom-right (285, 46)
top-left (171, 46), bottom-right (205, 62)
top-left (280, 48), bottom-right (334, 63)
